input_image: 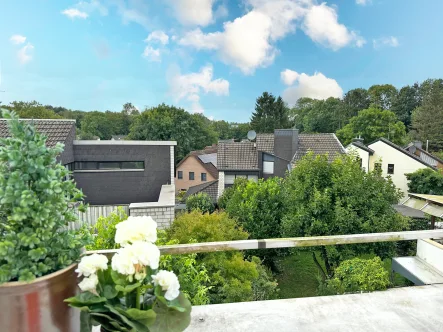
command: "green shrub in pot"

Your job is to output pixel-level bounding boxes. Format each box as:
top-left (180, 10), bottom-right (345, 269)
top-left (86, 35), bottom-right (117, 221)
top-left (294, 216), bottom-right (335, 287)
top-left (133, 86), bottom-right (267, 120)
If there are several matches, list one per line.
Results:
top-left (0, 110), bottom-right (90, 283)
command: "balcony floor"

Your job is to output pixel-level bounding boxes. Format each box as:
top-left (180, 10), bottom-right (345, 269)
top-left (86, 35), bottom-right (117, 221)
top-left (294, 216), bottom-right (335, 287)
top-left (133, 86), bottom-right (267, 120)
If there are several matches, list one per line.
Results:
top-left (188, 284), bottom-right (443, 332)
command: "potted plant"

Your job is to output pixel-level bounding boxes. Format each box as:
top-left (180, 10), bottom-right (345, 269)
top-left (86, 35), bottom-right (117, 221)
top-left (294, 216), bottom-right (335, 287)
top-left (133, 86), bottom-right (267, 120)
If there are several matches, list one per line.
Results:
top-left (65, 216), bottom-right (192, 331)
top-left (0, 110), bottom-right (89, 331)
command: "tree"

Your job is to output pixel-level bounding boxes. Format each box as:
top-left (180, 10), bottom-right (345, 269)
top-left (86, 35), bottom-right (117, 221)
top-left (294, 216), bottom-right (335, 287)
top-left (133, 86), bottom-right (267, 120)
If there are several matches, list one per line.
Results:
top-left (3, 101), bottom-right (61, 119)
top-left (250, 92), bottom-right (290, 133)
top-left (411, 79), bottom-right (443, 152)
top-left (342, 88), bottom-right (371, 118)
top-left (282, 153), bottom-right (409, 277)
top-left (368, 84), bottom-right (398, 110)
top-left (224, 177), bottom-right (285, 268)
top-left (186, 193), bottom-right (215, 214)
top-left (406, 168), bottom-right (443, 195)
top-left (80, 111), bottom-right (115, 140)
top-left (210, 120), bottom-right (232, 139)
top-left (229, 122), bottom-right (251, 141)
top-left (390, 84), bottom-right (420, 127)
top-left (122, 102), bottom-right (139, 115)
top-left (319, 257), bottom-right (390, 295)
top-left (128, 104), bottom-right (217, 161)
top-left (167, 211), bottom-right (279, 303)
top-left (336, 107), bottom-right (406, 146)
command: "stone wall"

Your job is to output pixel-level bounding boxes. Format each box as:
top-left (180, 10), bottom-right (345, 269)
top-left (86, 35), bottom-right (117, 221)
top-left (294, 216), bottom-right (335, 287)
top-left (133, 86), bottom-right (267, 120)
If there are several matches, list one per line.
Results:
top-left (129, 205), bottom-right (174, 229)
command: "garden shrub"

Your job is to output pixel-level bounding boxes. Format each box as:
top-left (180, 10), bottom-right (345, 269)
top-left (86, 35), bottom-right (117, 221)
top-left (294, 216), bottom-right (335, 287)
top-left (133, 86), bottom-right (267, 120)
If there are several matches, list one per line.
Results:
top-left (186, 192), bottom-right (215, 214)
top-left (319, 257), bottom-right (390, 295)
top-left (86, 207), bottom-right (128, 250)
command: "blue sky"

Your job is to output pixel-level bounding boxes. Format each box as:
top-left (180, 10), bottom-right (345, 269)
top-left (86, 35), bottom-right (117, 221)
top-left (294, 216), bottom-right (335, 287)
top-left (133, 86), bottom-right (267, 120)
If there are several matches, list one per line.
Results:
top-left (1, 0), bottom-right (443, 122)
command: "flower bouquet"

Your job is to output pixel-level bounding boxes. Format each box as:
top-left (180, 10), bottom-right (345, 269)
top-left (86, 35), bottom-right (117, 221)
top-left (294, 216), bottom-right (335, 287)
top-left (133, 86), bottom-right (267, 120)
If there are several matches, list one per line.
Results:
top-left (65, 216), bottom-right (192, 332)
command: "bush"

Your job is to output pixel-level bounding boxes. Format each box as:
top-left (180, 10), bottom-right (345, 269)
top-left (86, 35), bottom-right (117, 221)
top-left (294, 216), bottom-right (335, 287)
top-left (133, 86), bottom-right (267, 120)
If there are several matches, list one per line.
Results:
top-left (406, 168), bottom-right (443, 195)
top-left (86, 207), bottom-right (128, 250)
top-left (168, 211), bottom-right (279, 303)
top-left (319, 257), bottom-right (390, 295)
top-left (217, 178), bottom-right (247, 210)
top-left (186, 193), bottom-right (215, 214)
top-left (0, 110), bottom-right (88, 282)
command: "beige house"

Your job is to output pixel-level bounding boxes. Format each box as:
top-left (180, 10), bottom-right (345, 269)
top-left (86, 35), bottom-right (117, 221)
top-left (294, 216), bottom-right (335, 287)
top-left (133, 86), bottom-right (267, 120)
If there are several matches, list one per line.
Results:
top-left (347, 138), bottom-right (436, 199)
top-left (175, 146), bottom-right (218, 193)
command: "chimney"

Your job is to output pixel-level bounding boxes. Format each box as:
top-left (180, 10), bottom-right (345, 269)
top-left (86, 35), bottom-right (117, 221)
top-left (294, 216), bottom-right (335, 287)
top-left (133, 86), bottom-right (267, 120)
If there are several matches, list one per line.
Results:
top-left (274, 128), bottom-right (299, 161)
top-left (352, 136), bottom-right (364, 144)
top-left (413, 141), bottom-right (423, 149)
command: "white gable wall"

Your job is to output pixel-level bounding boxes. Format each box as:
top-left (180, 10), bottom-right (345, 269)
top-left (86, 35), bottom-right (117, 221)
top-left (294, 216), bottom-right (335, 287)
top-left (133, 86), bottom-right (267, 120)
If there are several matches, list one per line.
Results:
top-left (368, 140), bottom-right (430, 199)
top-left (346, 145), bottom-right (370, 173)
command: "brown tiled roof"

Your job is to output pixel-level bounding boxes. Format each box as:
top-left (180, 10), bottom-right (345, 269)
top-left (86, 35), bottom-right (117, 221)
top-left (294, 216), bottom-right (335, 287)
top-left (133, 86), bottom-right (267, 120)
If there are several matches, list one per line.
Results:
top-left (292, 133), bottom-right (346, 164)
top-left (256, 134), bottom-right (274, 154)
top-left (0, 119), bottom-right (76, 147)
top-left (184, 180), bottom-right (219, 202)
top-left (217, 141), bottom-right (259, 170)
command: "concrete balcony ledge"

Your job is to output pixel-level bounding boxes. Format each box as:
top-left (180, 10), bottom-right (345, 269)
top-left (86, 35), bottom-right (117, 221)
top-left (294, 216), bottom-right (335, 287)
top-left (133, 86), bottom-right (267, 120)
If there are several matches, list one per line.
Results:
top-left (187, 284), bottom-right (443, 332)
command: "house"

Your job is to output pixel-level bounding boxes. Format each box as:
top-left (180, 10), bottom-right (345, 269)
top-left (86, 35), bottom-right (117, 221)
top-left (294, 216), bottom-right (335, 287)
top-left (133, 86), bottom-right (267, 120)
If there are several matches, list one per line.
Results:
top-left (347, 137), bottom-right (436, 199)
top-left (0, 118), bottom-right (176, 206)
top-left (175, 145), bottom-right (218, 193)
top-left (405, 141), bottom-right (443, 170)
top-left (216, 128), bottom-right (346, 197)
top-left (183, 180), bottom-right (219, 203)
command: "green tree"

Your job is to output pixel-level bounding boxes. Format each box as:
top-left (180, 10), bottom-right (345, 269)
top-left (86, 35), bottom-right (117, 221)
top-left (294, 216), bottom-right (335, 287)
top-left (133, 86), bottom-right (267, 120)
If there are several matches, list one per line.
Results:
top-left (342, 88), bottom-right (371, 118)
top-left (229, 122), bottom-right (251, 141)
top-left (336, 107), bottom-right (406, 146)
top-left (128, 104), bottom-right (217, 161)
top-left (368, 84), bottom-right (398, 110)
top-left (186, 193), bottom-right (215, 214)
top-left (210, 120), bottom-right (232, 139)
top-left (122, 102), bottom-right (139, 115)
top-left (406, 168), bottom-right (443, 195)
top-left (390, 84), bottom-right (420, 127)
top-left (319, 257), bottom-right (390, 295)
top-left (411, 79), bottom-right (443, 152)
top-left (250, 92), bottom-right (290, 133)
top-left (3, 101), bottom-right (61, 119)
top-left (80, 111), bottom-right (114, 139)
top-left (282, 153), bottom-right (408, 277)
top-left (167, 211), bottom-right (279, 303)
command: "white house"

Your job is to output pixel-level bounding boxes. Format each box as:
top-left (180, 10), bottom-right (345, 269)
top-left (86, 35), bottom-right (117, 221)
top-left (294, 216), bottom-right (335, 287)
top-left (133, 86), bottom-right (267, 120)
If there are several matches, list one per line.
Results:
top-left (347, 138), bottom-right (435, 200)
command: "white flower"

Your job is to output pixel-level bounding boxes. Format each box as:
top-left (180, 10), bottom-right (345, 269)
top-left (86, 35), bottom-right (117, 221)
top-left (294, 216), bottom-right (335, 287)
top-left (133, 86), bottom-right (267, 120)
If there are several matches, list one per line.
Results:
top-left (152, 270), bottom-right (180, 301)
top-left (111, 242), bottom-right (160, 278)
top-left (78, 274), bottom-right (99, 292)
top-left (130, 241), bottom-right (160, 270)
top-left (115, 216), bottom-right (157, 246)
top-left (75, 254), bottom-right (108, 277)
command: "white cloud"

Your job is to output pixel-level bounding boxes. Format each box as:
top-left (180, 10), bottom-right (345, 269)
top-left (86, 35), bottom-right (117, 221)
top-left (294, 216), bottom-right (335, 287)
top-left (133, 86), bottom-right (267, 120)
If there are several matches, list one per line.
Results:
top-left (281, 69), bottom-right (299, 86)
top-left (168, 64), bottom-right (229, 113)
top-left (373, 36), bottom-right (399, 49)
top-left (169, 0), bottom-right (216, 26)
top-left (10, 35), bottom-right (26, 45)
top-left (356, 0), bottom-right (371, 5)
top-left (145, 30), bottom-right (169, 45)
top-left (17, 43), bottom-right (34, 64)
top-left (77, 0), bottom-right (108, 16)
top-left (179, 0), bottom-right (363, 74)
top-left (214, 3), bottom-right (228, 20)
top-left (302, 3), bottom-right (365, 50)
top-left (281, 70), bottom-right (343, 105)
top-left (61, 8), bottom-right (89, 19)
top-left (142, 46), bottom-right (161, 62)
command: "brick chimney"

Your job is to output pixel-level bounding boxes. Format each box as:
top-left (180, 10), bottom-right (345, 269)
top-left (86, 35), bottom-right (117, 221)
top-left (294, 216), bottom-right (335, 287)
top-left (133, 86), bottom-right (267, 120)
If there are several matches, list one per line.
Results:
top-left (274, 128), bottom-right (299, 162)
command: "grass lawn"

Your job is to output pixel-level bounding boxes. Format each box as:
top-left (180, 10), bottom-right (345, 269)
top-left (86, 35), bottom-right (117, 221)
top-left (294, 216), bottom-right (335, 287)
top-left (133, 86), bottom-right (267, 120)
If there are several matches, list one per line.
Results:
top-left (275, 251), bottom-right (411, 299)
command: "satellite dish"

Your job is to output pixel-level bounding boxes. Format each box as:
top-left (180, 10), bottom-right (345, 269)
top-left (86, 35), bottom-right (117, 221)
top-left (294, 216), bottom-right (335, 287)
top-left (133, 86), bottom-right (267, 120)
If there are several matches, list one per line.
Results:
top-left (247, 130), bottom-right (257, 141)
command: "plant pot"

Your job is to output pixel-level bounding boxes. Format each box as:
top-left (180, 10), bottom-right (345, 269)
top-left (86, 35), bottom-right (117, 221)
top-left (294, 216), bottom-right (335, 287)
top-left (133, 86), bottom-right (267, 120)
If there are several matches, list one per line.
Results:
top-left (0, 263), bottom-right (79, 332)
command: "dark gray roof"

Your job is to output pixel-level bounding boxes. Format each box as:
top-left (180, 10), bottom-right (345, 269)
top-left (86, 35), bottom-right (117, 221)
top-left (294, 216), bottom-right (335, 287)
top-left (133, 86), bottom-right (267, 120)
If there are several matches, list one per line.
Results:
top-left (405, 143), bottom-right (443, 166)
top-left (292, 133), bottom-right (346, 164)
top-left (0, 118), bottom-right (76, 147)
top-left (198, 153), bottom-right (217, 167)
top-left (256, 134), bottom-right (274, 154)
top-left (369, 138), bottom-right (436, 169)
top-left (350, 141), bottom-right (375, 154)
top-left (217, 141), bottom-right (258, 170)
top-left (184, 180), bottom-right (219, 202)
top-left (393, 204), bottom-right (426, 219)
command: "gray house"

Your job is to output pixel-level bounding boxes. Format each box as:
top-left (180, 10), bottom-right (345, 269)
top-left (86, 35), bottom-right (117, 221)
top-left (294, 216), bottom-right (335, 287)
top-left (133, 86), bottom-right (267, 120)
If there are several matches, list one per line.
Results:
top-left (0, 119), bottom-right (176, 207)
top-left (217, 128), bottom-right (345, 197)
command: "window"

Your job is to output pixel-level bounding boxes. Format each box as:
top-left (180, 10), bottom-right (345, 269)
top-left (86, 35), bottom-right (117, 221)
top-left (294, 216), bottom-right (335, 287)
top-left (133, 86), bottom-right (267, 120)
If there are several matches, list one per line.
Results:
top-left (374, 163), bottom-right (382, 172)
top-left (224, 173), bottom-right (259, 185)
top-left (177, 171), bottom-right (183, 179)
top-left (387, 164), bottom-right (395, 174)
top-left (248, 175), bottom-right (258, 182)
top-left (224, 174), bottom-right (235, 185)
top-left (263, 153), bottom-right (275, 174)
top-left (73, 161), bottom-right (144, 170)
top-left (201, 173), bottom-right (207, 181)
top-left (189, 172), bottom-right (195, 180)
top-left (356, 157), bottom-right (362, 168)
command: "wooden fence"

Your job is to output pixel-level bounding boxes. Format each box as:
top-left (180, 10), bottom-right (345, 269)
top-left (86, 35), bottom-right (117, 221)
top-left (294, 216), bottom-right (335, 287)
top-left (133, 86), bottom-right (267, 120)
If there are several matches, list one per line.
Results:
top-left (68, 205), bottom-right (129, 230)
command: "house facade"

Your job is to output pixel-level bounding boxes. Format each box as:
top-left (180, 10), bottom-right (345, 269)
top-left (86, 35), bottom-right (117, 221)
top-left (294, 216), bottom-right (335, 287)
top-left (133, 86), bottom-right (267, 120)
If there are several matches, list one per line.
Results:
top-left (405, 141), bottom-right (443, 170)
top-left (175, 145), bottom-right (218, 193)
top-left (0, 118), bottom-right (176, 206)
top-left (347, 137), bottom-right (435, 199)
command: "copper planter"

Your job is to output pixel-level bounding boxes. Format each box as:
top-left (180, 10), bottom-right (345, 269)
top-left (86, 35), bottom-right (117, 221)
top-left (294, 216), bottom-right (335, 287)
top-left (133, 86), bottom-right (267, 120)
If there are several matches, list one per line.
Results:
top-left (0, 263), bottom-right (79, 332)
